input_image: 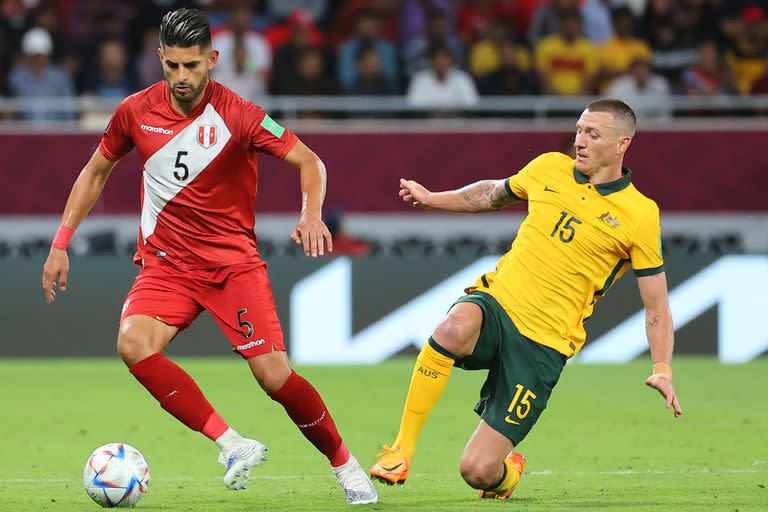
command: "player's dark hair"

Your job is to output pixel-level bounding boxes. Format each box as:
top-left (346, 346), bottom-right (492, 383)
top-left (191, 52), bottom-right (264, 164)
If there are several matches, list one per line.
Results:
top-left (587, 98), bottom-right (637, 136)
top-left (159, 8), bottom-right (211, 50)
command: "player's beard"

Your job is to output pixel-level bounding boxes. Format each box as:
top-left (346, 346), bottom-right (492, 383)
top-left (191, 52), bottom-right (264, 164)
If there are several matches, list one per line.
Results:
top-left (170, 76), bottom-right (207, 105)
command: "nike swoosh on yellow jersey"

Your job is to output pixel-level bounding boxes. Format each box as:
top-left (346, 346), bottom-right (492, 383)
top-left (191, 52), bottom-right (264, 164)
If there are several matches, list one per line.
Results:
top-left (544, 185), bottom-right (559, 193)
top-left (504, 416), bottom-right (521, 425)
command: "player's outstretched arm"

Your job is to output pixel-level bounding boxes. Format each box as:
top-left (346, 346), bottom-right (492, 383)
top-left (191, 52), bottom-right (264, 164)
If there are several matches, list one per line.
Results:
top-left (282, 140), bottom-right (333, 257)
top-left (42, 150), bottom-right (117, 303)
top-left (399, 178), bottom-right (520, 213)
top-left (637, 272), bottom-right (682, 417)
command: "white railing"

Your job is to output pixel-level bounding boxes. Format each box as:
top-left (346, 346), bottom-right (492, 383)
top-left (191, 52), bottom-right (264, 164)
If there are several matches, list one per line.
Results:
top-left (1, 94), bottom-right (768, 123)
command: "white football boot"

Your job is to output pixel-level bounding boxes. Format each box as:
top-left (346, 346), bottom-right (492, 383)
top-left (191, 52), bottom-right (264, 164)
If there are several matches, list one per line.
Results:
top-left (218, 438), bottom-right (268, 490)
top-left (332, 455), bottom-right (379, 505)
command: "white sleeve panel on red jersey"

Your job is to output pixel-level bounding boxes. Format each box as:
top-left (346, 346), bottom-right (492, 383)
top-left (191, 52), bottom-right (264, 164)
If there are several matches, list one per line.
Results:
top-left (234, 99), bottom-right (298, 159)
top-left (99, 99), bottom-right (135, 162)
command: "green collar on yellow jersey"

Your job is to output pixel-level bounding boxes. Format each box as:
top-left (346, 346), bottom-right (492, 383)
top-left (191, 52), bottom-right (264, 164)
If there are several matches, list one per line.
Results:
top-left (573, 166), bottom-right (632, 196)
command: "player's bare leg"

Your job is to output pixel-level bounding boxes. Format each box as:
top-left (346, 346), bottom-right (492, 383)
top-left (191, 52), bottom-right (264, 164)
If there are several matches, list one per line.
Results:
top-left (118, 315), bottom-right (266, 491)
top-left (371, 302), bottom-right (482, 485)
top-left (117, 314), bottom-right (178, 366)
top-left (461, 420), bottom-right (526, 499)
top-left (250, 350), bottom-right (377, 504)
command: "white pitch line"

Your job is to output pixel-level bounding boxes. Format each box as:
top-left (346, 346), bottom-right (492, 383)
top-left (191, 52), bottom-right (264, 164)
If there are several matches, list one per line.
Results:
top-left (1, 467), bottom-right (766, 484)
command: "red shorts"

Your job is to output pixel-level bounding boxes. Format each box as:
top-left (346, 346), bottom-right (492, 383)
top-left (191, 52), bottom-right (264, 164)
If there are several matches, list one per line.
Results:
top-left (120, 261), bottom-right (285, 359)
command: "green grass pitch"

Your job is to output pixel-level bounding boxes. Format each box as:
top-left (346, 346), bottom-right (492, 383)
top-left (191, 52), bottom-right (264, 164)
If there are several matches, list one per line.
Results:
top-left (0, 358), bottom-right (766, 511)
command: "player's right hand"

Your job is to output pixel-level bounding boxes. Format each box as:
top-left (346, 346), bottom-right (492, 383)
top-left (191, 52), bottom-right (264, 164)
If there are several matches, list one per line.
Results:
top-left (645, 372), bottom-right (682, 417)
top-left (42, 248), bottom-right (69, 304)
top-left (399, 178), bottom-right (432, 209)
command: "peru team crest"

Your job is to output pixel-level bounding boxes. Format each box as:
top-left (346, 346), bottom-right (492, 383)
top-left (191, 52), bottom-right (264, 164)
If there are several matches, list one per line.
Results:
top-left (197, 125), bottom-right (217, 148)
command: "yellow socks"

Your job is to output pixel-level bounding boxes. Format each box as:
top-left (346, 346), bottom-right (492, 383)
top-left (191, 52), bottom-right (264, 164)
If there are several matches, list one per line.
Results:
top-left (392, 338), bottom-right (456, 459)
top-left (488, 457), bottom-right (520, 493)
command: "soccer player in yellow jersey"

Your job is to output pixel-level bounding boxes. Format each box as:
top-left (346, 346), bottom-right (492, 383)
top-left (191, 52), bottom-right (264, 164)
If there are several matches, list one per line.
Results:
top-left (370, 99), bottom-right (682, 499)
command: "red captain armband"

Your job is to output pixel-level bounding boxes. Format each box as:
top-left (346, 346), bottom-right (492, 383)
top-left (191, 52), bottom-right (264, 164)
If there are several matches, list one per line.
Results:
top-left (51, 225), bottom-right (74, 250)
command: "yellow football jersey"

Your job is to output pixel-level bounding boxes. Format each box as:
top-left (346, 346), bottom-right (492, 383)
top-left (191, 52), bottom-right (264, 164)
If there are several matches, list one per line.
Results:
top-left (467, 152), bottom-right (664, 358)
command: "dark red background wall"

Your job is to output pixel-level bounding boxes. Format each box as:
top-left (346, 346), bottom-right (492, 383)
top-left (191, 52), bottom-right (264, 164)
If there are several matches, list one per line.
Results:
top-left (2, 130), bottom-right (766, 213)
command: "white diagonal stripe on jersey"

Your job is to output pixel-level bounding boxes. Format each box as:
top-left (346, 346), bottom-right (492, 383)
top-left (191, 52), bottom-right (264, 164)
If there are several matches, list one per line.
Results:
top-left (141, 103), bottom-right (232, 242)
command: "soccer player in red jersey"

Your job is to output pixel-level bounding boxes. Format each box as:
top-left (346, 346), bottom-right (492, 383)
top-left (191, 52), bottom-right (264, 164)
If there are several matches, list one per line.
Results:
top-left (41, 8), bottom-right (377, 505)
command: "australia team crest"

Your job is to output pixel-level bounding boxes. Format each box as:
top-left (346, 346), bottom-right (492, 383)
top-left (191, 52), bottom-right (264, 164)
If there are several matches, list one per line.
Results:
top-left (197, 125), bottom-right (217, 148)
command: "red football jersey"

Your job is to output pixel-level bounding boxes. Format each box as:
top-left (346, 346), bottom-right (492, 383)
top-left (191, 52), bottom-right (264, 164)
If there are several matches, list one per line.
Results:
top-left (99, 79), bottom-right (297, 269)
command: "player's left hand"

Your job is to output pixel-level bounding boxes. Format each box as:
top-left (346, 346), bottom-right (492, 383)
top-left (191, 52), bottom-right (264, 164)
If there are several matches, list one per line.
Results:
top-left (645, 373), bottom-right (682, 417)
top-left (291, 214), bottom-right (333, 257)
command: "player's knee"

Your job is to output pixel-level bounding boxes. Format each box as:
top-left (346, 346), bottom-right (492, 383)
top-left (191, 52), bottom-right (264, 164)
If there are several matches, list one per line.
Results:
top-left (249, 353), bottom-right (292, 393)
top-left (432, 317), bottom-right (474, 358)
top-left (254, 369), bottom-right (290, 393)
top-left (459, 455), bottom-right (498, 489)
top-left (116, 329), bottom-right (154, 366)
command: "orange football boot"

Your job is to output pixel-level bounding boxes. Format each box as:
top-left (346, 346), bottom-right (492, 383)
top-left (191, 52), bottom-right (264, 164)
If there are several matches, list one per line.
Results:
top-left (478, 451), bottom-right (527, 499)
top-left (369, 445), bottom-right (410, 485)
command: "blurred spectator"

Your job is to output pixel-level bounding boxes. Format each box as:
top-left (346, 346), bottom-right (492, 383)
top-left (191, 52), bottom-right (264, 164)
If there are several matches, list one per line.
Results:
top-left (399, 0), bottom-right (457, 46)
top-left (406, 44), bottom-right (479, 112)
top-left (211, 5), bottom-right (271, 98)
top-left (63, 0), bottom-right (133, 46)
top-left (458, 0), bottom-right (496, 45)
top-left (645, 1), bottom-right (700, 87)
top-left (265, 8), bottom-right (325, 50)
top-left (606, 57), bottom-right (671, 120)
top-left (597, 7), bottom-right (652, 91)
top-left (214, 38), bottom-right (267, 101)
top-left (346, 42), bottom-right (398, 96)
top-left (580, 0), bottom-right (613, 44)
top-left (82, 39), bottom-right (137, 98)
top-left (337, 8), bottom-right (397, 93)
top-left (271, 11), bottom-right (329, 90)
top-left (0, 1), bottom-right (27, 81)
top-left (750, 52), bottom-right (768, 93)
top-left (681, 40), bottom-right (738, 96)
top-left (724, 6), bottom-right (768, 94)
top-left (477, 39), bottom-right (540, 95)
top-left (403, 8), bottom-right (465, 77)
top-left (323, 209), bottom-right (372, 257)
top-left (469, 19), bottom-right (529, 78)
top-left (136, 27), bottom-right (164, 89)
top-left (492, 0), bottom-right (528, 34)
top-left (512, 0), bottom-right (549, 34)
top-left (28, 5), bottom-right (81, 87)
top-left (331, 0), bottom-right (399, 49)
top-left (535, 8), bottom-right (598, 95)
top-left (7, 27), bottom-right (75, 121)
top-left (267, 0), bottom-right (330, 26)
top-left (528, 0), bottom-right (579, 45)
top-left (272, 46), bottom-right (338, 97)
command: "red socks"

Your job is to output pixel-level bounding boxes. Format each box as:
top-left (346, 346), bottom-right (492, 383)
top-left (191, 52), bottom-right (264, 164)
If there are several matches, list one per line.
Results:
top-left (269, 370), bottom-right (350, 467)
top-left (128, 353), bottom-right (228, 440)
top-left (129, 355), bottom-right (349, 466)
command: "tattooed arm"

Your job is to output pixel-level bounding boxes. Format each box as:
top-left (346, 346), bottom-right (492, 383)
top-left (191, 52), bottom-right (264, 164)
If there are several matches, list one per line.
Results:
top-left (638, 272), bottom-right (682, 416)
top-left (398, 177), bottom-right (520, 213)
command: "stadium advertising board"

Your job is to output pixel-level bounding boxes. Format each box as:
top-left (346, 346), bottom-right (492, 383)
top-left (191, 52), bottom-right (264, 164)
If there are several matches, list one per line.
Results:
top-left (3, 255), bottom-right (766, 361)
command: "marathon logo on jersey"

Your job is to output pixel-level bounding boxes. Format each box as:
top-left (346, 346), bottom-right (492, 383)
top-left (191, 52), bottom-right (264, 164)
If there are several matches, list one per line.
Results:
top-left (140, 124), bottom-right (174, 135)
top-left (197, 125), bottom-right (217, 148)
top-left (236, 338), bottom-right (266, 351)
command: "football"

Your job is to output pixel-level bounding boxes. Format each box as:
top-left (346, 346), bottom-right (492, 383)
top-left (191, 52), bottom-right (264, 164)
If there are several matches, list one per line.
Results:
top-left (83, 443), bottom-right (150, 508)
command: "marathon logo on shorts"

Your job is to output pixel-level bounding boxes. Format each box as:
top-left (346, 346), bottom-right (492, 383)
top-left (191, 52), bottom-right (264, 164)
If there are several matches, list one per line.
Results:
top-left (197, 125), bottom-right (217, 148)
top-left (236, 338), bottom-right (266, 351)
top-left (140, 124), bottom-right (174, 135)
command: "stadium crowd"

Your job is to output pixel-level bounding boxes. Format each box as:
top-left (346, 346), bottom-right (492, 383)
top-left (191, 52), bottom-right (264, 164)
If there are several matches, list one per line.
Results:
top-left (1, 0), bottom-right (767, 120)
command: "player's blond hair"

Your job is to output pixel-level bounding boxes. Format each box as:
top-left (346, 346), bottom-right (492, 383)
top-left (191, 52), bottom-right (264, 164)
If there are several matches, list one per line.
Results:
top-left (586, 99), bottom-right (637, 137)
